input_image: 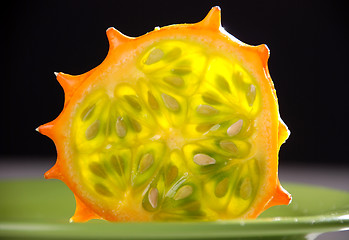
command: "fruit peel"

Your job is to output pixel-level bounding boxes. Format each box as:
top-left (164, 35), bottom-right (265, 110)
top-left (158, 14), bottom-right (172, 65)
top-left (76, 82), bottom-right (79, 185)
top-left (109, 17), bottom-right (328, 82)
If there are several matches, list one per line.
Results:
top-left (38, 6), bottom-right (291, 222)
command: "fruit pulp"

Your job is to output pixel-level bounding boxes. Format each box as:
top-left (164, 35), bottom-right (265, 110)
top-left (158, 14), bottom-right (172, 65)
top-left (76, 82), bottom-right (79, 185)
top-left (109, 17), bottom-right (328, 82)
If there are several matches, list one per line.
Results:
top-left (38, 7), bottom-right (291, 222)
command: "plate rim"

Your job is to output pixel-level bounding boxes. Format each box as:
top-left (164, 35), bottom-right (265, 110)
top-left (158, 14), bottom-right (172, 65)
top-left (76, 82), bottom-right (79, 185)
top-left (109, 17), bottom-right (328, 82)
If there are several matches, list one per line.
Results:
top-left (1, 180), bottom-right (349, 239)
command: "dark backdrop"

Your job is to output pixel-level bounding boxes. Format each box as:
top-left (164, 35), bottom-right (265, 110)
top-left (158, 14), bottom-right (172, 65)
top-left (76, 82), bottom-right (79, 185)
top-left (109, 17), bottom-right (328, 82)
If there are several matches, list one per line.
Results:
top-left (2, 0), bottom-right (348, 166)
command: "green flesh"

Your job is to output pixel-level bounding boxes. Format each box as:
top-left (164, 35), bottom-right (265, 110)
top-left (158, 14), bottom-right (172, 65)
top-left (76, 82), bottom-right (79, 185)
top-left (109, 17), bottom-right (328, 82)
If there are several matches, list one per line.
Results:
top-left (70, 39), bottom-right (261, 220)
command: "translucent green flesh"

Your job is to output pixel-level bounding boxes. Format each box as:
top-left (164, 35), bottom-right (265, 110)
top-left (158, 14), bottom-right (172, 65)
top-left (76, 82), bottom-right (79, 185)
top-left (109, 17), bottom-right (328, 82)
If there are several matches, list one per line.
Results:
top-left (71, 40), bottom-right (261, 220)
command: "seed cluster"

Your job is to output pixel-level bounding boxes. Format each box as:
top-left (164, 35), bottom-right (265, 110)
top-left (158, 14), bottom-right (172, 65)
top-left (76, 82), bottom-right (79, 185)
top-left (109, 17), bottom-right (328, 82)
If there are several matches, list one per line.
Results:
top-left (71, 40), bottom-right (260, 220)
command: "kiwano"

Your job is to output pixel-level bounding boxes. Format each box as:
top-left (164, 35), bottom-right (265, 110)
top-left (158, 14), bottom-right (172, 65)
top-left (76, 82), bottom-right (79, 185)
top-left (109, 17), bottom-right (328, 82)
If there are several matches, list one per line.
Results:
top-left (38, 7), bottom-right (291, 222)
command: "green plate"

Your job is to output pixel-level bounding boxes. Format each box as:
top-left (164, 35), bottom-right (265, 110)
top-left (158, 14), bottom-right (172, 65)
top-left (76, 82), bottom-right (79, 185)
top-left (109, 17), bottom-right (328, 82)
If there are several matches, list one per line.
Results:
top-left (0, 179), bottom-right (348, 240)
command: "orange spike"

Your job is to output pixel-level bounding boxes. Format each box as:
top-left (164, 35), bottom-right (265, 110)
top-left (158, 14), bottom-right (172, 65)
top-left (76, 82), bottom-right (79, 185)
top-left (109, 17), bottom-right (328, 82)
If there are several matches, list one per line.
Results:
top-left (37, 122), bottom-right (55, 138)
top-left (106, 27), bottom-right (132, 49)
top-left (264, 180), bottom-right (292, 210)
top-left (56, 71), bottom-right (95, 105)
top-left (256, 44), bottom-right (270, 64)
top-left (70, 194), bottom-right (102, 223)
top-left (196, 6), bottom-right (221, 31)
top-left (44, 161), bottom-right (63, 180)
top-left (55, 72), bottom-right (82, 97)
top-left (278, 118), bottom-right (290, 149)
top-left (56, 72), bottom-right (76, 93)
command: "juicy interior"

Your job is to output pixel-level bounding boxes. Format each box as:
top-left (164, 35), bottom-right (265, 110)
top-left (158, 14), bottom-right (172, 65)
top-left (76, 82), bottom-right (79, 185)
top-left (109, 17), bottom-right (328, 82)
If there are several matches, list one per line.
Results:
top-left (70, 39), bottom-right (262, 220)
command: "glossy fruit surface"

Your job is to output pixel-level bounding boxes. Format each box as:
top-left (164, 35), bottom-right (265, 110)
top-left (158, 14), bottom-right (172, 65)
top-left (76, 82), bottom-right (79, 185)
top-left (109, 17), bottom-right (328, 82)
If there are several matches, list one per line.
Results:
top-left (38, 6), bottom-right (291, 222)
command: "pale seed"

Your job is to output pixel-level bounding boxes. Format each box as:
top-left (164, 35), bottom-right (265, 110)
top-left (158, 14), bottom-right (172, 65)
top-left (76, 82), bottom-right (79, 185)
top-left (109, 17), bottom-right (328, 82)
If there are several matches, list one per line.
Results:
top-left (139, 153), bottom-right (154, 173)
top-left (81, 104), bottom-right (95, 121)
top-left (193, 153), bottom-right (216, 166)
top-left (215, 177), bottom-right (229, 198)
top-left (219, 140), bottom-right (238, 154)
top-left (124, 95), bottom-right (142, 111)
top-left (239, 177), bottom-right (252, 200)
top-left (227, 119), bottom-right (243, 137)
top-left (116, 117), bottom-right (127, 138)
top-left (95, 183), bottom-right (113, 197)
top-left (174, 185), bottom-right (193, 200)
top-left (148, 91), bottom-right (159, 110)
top-left (89, 162), bottom-right (107, 178)
top-left (145, 48), bottom-right (164, 65)
top-left (196, 104), bottom-right (219, 116)
top-left (246, 84), bottom-right (256, 106)
top-left (163, 76), bottom-right (184, 87)
top-left (148, 188), bottom-right (159, 208)
top-left (85, 120), bottom-right (100, 140)
top-left (110, 155), bottom-right (124, 176)
top-left (162, 93), bottom-right (180, 112)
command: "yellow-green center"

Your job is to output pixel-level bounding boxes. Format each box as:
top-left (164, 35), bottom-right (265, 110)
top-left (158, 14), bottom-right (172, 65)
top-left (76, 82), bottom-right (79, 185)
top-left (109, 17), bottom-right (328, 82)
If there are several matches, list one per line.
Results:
top-left (70, 39), bottom-right (261, 220)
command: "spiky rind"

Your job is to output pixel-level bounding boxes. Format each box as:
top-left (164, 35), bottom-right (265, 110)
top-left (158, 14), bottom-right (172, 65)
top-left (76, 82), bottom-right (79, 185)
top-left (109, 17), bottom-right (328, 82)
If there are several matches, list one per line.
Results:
top-left (39, 6), bottom-right (290, 222)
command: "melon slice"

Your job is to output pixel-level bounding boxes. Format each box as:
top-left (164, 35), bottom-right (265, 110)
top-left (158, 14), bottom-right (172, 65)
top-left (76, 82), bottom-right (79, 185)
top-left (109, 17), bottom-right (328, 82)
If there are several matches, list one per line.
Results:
top-left (38, 6), bottom-right (291, 222)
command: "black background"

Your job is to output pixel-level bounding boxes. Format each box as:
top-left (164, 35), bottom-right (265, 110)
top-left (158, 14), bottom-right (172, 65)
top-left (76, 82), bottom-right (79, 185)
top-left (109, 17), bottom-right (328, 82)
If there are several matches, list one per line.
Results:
top-left (2, 0), bottom-right (348, 166)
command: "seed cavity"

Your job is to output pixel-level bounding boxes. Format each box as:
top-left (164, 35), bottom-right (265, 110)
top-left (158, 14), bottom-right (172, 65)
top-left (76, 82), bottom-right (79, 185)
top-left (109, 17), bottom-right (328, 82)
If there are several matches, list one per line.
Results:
top-left (148, 187), bottom-right (159, 208)
top-left (124, 95), bottom-right (142, 111)
top-left (145, 48), bottom-right (164, 65)
top-left (162, 93), bottom-right (180, 112)
top-left (147, 91), bottom-right (159, 110)
top-left (164, 47), bottom-right (182, 61)
top-left (202, 94), bottom-right (221, 105)
top-left (239, 177), bottom-right (252, 200)
top-left (196, 123), bottom-right (214, 133)
top-left (174, 185), bottom-right (193, 200)
top-left (209, 124), bottom-right (220, 132)
top-left (193, 153), bottom-right (216, 166)
top-left (116, 117), bottom-right (127, 138)
top-left (171, 67), bottom-right (191, 75)
top-left (110, 155), bottom-right (124, 176)
top-left (85, 120), bottom-right (100, 140)
top-left (184, 201), bottom-right (201, 211)
top-left (94, 183), bottom-right (113, 197)
top-left (139, 153), bottom-right (154, 173)
top-left (166, 165), bottom-right (178, 186)
top-left (227, 119), bottom-right (243, 137)
top-left (246, 84), bottom-right (256, 106)
top-left (130, 118), bottom-right (142, 132)
top-left (89, 162), bottom-right (107, 178)
top-left (171, 61), bottom-right (192, 75)
top-left (163, 76), bottom-right (184, 87)
top-left (215, 177), bottom-right (229, 198)
top-left (219, 140), bottom-right (238, 154)
top-left (81, 104), bottom-right (95, 121)
top-left (196, 105), bottom-right (219, 116)
top-left (215, 75), bottom-right (230, 92)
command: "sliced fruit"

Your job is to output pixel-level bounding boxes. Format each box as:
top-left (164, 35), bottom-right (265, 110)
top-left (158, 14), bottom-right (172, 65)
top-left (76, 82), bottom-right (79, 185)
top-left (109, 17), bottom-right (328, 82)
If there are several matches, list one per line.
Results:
top-left (38, 6), bottom-right (291, 222)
